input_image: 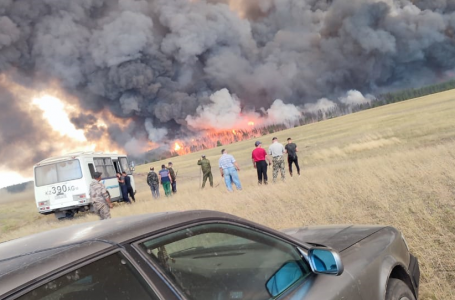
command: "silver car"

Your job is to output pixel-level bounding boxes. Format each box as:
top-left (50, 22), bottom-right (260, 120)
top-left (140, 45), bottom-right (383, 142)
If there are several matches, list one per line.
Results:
top-left (0, 210), bottom-right (419, 300)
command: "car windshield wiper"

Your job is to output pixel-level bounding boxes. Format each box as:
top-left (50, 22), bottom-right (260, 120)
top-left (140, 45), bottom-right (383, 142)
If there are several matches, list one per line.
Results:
top-left (170, 246), bottom-right (205, 257)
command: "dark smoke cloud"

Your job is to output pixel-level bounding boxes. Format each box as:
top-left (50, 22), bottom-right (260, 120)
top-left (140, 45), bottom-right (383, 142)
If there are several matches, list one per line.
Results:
top-left (1, 0), bottom-right (455, 173)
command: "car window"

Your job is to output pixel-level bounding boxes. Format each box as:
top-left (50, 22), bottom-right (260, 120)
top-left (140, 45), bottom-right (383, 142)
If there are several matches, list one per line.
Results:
top-left (16, 252), bottom-right (159, 300)
top-left (138, 223), bottom-right (311, 300)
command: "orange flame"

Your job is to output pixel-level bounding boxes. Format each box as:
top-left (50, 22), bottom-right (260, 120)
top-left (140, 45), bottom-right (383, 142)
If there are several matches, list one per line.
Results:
top-left (232, 129), bottom-right (237, 135)
top-left (248, 121), bottom-right (255, 126)
top-left (174, 142), bottom-right (181, 151)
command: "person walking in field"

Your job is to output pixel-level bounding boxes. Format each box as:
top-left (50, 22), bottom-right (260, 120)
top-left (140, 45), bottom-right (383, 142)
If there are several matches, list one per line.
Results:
top-left (146, 167), bottom-right (160, 199)
top-left (122, 171), bottom-right (136, 202)
top-left (252, 141), bottom-right (272, 185)
top-left (268, 137), bottom-right (286, 182)
top-left (198, 155), bottom-right (213, 188)
top-left (285, 137), bottom-right (300, 177)
top-left (159, 164), bottom-right (173, 197)
top-left (218, 149), bottom-right (242, 192)
top-left (89, 171), bottom-right (113, 220)
top-left (167, 162), bottom-right (177, 194)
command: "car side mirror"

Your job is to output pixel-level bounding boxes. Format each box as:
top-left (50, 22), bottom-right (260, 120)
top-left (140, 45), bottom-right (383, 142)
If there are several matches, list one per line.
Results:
top-left (308, 247), bottom-right (344, 276)
top-left (266, 261), bottom-right (304, 297)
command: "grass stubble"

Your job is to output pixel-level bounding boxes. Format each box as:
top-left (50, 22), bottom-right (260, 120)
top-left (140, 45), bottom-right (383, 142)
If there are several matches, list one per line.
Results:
top-left (2, 90), bottom-right (455, 300)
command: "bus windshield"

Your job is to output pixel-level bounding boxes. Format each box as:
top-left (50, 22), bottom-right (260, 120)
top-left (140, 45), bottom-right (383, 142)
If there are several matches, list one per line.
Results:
top-left (35, 159), bottom-right (82, 187)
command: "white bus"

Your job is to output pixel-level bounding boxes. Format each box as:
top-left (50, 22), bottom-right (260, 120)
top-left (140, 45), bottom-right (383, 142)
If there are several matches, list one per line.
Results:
top-left (33, 152), bottom-right (136, 219)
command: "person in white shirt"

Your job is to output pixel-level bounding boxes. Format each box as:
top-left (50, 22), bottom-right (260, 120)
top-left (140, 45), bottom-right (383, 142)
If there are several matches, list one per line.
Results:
top-left (268, 137), bottom-right (286, 182)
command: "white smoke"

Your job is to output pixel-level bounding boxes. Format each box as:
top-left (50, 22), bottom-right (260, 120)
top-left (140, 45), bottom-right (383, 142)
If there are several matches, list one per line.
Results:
top-left (186, 88), bottom-right (259, 130)
top-left (144, 118), bottom-right (168, 142)
top-left (187, 89), bottom-right (302, 130)
top-left (265, 99), bottom-right (301, 127)
top-left (304, 98), bottom-right (337, 114)
top-left (339, 90), bottom-right (375, 106)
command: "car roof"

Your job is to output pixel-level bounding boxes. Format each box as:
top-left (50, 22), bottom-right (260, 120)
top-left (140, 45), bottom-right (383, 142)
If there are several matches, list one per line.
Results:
top-left (0, 210), bottom-right (256, 298)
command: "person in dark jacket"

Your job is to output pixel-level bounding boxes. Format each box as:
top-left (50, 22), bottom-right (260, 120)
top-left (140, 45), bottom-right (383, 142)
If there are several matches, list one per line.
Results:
top-left (285, 137), bottom-right (300, 176)
top-left (198, 155), bottom-right (213, 188)
top-left (146, 167), bottom-right (160, 199)
top-left (117, 172), bottom-right (131, 203)
top-left (167, 162), bottom-right (177, 194)
top-left (122, 171), bottom-right (135, 202)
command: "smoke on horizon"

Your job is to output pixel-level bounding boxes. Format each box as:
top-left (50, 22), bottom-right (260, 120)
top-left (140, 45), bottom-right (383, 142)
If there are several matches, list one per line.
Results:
top-left (1, 0), bottom-right (455, 175)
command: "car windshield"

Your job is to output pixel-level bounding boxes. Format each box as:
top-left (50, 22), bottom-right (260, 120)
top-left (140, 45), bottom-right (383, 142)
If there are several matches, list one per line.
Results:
top-left (139, 223), bottom-right (311, 300)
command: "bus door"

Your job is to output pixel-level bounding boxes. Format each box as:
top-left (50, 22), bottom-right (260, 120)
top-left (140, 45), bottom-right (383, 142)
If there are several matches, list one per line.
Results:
top-left (113, 159), bottom-right (121, 174)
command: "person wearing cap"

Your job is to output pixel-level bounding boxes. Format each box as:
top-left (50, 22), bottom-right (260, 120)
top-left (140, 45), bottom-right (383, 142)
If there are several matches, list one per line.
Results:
top-left (218, 149), bottom-right (242, 192)
top-left (146, 167), bottom-right (160, 199)
top-left (252, 141), bottom-right (272, 185)
top-left (89, 171), bottom-right (113, 220)
top-left (198, 155), bottom-right (213, 188)
top-left (167, 162), bottom-right (177, 194)
top-left (285, 137), bottom-right (300, 176)
top-left (268, 137), bottom-right (286, 182)
top-left (159, 164), bottom-right (173, 197)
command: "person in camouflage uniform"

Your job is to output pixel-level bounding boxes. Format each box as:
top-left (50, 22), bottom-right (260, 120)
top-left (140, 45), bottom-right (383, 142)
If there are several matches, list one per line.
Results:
top-left (268, 137), bottom-right (286, 182)
top-left (167, 162), bottom-right (177, 194)
top-left (90, 171), bottom-right (113, 220)
top-left (198, 155), bottom-right (213, 188)
top-left (147, 167), bottom-right (160, 199)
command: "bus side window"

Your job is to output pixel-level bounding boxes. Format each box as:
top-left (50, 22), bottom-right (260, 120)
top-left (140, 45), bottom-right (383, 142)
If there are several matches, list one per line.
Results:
top-left (88, 163), bottom-right (96, 179)
top-left (113, 160), bottom-right (120, 174)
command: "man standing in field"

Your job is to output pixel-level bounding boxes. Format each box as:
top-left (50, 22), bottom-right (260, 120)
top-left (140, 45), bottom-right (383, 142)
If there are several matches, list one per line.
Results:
top-left (252, 141), bottom-right (272, 185)
top-left (167, 162), bottom-right (177, 194)
top-left (159, 164), bottom-right (173, 197)
top-left (198, 155), bottom-right (213, 188)
top-left (90, 171), bottom-right (113, 220)
top-left (268, 137), bottom-right (286, 182)
top-left (146, 167), bottom-right (160, 199)
top-left (122, 171), bottom-right (135, 202)
top-left (218, 149), bottom-right (242, 192)
top-left (285, 137), bottom-right (300, 177)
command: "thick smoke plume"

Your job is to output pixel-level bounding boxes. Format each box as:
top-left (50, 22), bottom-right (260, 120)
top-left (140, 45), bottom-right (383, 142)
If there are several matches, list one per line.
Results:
top-left (1, 0), bottom-right (455, 175)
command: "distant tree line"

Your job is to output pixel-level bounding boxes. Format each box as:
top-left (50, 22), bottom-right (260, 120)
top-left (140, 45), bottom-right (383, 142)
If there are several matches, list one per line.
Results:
top-left (302, 79), bottom-right (455, 124)
top-left (4, 181), bottom-right (32, 194)
top-left (375, 79), bottom-right (455, 105)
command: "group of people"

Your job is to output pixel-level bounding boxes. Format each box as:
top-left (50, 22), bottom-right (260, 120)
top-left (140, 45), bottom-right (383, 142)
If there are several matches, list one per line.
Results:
top-left (198, 136), bottom-right (300, 192)
top-left (117, 171), bottom-right (135, 203)
top-left (146, 162), bottom-right (177, 198)
top-left (253, 136), bottom-right (300, 185)
top-left (89, 137), bottom-right (300, 220)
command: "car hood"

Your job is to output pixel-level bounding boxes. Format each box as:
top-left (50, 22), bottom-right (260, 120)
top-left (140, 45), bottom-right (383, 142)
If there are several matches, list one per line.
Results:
top-left (282, 225), bottom-right (386, 252)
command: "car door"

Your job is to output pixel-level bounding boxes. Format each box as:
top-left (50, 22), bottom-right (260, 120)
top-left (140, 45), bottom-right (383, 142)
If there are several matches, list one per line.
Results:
top-left (132, 222), bottom-right (363, 300)
top-left (9, 250), bottom-right (161, 300)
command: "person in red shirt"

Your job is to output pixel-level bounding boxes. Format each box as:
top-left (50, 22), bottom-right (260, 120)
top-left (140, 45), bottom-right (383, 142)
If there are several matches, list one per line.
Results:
top-left (252, 141), bottom-right (272, 185)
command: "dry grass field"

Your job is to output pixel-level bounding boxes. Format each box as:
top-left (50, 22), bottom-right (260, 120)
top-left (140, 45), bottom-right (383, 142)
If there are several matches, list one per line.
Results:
top-left (2, 90), bottom-right (455, 299)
